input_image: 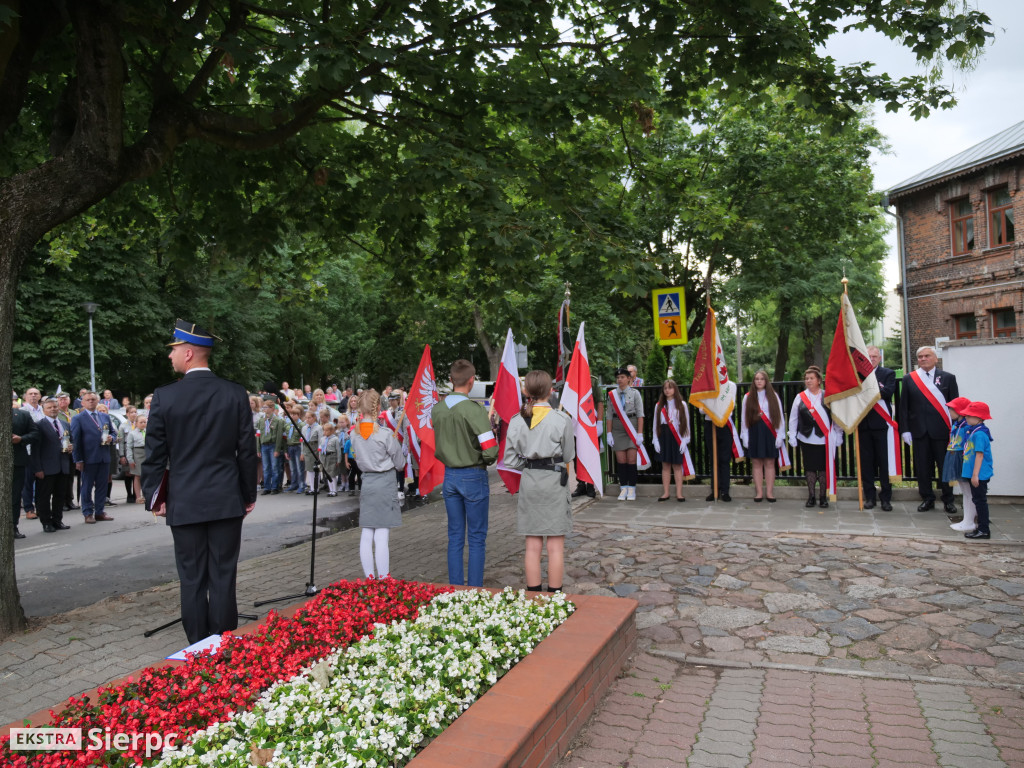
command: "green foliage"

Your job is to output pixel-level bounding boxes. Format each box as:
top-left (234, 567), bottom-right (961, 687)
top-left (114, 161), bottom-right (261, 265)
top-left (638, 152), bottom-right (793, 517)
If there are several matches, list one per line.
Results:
top-left (645, 344), bottom-right (668, 387)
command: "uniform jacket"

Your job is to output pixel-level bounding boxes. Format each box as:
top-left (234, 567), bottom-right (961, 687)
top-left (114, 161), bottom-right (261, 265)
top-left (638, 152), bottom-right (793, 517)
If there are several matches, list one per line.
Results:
top-left (12, 408), bottom-right (40, 467)
top-left (30, 415), bottom-right (72, 476)
top-left (141, 370), bottom-right (258, 526)
top-left (862, 366), bottom-right (896, 431)
top-left (71, 408), bottom-right (115, 464)
top-left (899, 368), bottom-right (959, 440)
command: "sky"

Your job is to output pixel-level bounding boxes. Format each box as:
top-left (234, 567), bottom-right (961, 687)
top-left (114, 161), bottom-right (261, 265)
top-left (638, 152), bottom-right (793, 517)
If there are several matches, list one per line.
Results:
top-left (824, 0), bottom-right (1024, 290)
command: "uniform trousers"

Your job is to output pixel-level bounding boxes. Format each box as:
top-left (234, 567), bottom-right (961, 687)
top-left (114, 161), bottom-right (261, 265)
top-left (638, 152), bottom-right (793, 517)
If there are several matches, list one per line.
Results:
top-left (35, 473), bottom-right (67, 527)
top-left (857, 428), bottom-right (891, 504)
top-left (913, 435), bottom-right (954, 504)
top-left (171, 516), bottom-right (245, 644)
top-left (704, 424), bottom-right (732, 495)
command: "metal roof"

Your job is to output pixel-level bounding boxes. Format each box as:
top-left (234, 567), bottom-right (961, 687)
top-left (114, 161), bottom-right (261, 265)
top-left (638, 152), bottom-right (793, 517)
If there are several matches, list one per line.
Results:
top-left (888, 118), bottom-right (1024, 198)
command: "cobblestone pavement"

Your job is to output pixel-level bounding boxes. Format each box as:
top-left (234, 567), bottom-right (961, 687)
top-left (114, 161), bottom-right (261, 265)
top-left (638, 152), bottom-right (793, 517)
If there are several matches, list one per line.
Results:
top-left (4, 481), bottom-right (1023, 767)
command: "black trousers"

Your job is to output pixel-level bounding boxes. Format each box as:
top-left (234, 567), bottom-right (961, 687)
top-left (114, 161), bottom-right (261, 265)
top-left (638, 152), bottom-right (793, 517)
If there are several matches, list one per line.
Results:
top-left (858, 428), bottom-right (891, 504)
top-left (704, 423), bottom-right (732, 495)
top-left (11, 464), bottom-right (25, 529)
top-left (35, 472), bottom-right (66, 528)
top-left (171, 516), bottom-right (245, 644)
top-left (913, 435), bottom-right (953, 504)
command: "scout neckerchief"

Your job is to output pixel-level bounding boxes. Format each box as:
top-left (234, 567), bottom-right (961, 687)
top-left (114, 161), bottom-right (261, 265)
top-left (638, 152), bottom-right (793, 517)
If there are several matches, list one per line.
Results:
top-left (909, 369), bottom-right (952, 431)
top-left (749, 391), bottom-right (791, 472)
top-left (871, 399), bottom-right (903, 480)
top-left (799, 390), bottom-right (836, 500)
top-left (655, 402), bottom-right (694, 479)
top-left (608, 387), bottom-right (651, 469)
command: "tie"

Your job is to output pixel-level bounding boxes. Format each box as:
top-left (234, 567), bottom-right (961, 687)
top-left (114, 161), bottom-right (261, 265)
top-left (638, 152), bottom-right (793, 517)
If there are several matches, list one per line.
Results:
top-left (52, 419), bottom-right (60, 435)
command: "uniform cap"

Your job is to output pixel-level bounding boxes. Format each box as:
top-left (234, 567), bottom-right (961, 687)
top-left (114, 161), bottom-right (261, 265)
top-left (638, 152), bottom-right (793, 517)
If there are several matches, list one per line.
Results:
top-left (168, 319), bottom-right (221, 347)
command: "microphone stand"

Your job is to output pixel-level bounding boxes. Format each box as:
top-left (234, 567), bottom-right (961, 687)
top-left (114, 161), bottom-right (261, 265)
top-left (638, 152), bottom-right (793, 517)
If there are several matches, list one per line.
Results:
top-left (254, 406), bottom-right (331, 608)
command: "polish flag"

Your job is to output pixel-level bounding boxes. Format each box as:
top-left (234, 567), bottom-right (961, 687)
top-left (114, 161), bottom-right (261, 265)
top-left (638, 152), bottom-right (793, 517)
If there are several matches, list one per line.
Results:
top-left (561, 322), bottom-right (603, 497)
top-left (493, 328), bottom-right (523, 494)
top-left (406, 345), bottom-right (444, 495)
top-left (825, 291), bottom-right (880, 433)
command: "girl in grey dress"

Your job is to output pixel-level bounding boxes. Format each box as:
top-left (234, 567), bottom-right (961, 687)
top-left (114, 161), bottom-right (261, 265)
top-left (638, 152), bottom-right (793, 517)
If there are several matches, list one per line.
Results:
top-left (351, 390), bottom-right (405, 578)
top-left (503, 370), bottom-right (575, 592)
top-left (607, 367), bottom-right (644, 501)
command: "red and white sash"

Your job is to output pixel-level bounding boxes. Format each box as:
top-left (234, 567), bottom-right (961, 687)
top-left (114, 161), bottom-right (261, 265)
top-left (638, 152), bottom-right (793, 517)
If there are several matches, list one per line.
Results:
top-left (655, 404), bottom-right (694, 480)
top-left (381, 410), bottom-right (404, 443)
top-left (908, 370), bottom-right (952, 431)
top-left (871, 401), bottom-right (903, 481)
top-left (609, 389), bottom-right (651, 469)
top-left (799, 391), bottom-right (836, 499)
top-left (727, 420), bottom-right (745, 460)
top-left (757, 408), bottom-right (792, 472)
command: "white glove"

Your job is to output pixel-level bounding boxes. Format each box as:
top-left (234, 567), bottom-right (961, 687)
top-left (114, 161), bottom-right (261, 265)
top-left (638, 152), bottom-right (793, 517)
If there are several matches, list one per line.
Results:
top-left (901, 431), bottom-right (913, 446)
top-left (596, 421), bottom-right (604, 436)
top-left (607, 432), bottom-right (614, 448)
top-left (741, 437), bottom-right (748, 449)
top-left (775, 435), bottom-right (784, 449)
top-left (789, 437), bottom-right (797, 448)
top-left (652, 435), bottom-right (661, 453)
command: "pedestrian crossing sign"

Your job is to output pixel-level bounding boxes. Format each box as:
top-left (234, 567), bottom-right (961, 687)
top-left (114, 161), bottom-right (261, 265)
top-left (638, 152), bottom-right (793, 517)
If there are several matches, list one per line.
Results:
top-left (651, 287), bottom-right (687, 346)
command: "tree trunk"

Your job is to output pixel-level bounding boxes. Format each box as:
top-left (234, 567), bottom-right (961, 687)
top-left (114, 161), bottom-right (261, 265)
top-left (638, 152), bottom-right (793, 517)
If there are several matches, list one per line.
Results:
top-left (773, 300), bottom-right (791, 380)
top-left (472, 307), bottom-right (501, 381)
top-left (810, 315), bottom-right (824, 368)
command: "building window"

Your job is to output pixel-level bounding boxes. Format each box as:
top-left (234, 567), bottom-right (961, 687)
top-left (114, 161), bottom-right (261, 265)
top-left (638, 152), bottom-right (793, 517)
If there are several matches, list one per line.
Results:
top-left (950, 198), bottom-right (974, 255)
top-left (988, 187), bottom-right (1015, 246)
top-left (992, 308), bottom-right (1017, 338)
top-left (954, 313), bottom-right (978, 339)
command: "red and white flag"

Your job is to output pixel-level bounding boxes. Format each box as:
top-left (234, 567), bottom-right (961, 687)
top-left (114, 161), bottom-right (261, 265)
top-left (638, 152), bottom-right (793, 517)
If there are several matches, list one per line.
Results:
top-left (492, 328), bottom-right (523, 494)
top-left (405, 345), bottom-right (444, 495)
top-left (825, 292), bottom-right (880, 433)
top-left (561, 322), bottom-right (603, 497)
top-left (688, 305), bottom-right (737, 428)
top-left (554, 298), bottom-right (570, 387)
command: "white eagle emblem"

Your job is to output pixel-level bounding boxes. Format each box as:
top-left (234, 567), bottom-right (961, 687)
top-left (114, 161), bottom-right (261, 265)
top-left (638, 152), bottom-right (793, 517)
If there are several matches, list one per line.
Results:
top-left (416, 365), bottom-right (439, 430)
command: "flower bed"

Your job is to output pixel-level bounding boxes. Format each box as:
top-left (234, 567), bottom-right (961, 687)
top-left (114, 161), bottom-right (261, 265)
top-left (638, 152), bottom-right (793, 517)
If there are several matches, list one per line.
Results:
top-left (2, 579), bottom-right (448, 768)
top-left (154, 589), bottom-right (574, 767)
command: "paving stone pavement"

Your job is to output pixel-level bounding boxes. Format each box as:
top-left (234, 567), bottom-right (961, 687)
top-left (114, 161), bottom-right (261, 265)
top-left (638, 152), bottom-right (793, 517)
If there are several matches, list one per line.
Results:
top-left (3, 480), bottom-right (1024, 768)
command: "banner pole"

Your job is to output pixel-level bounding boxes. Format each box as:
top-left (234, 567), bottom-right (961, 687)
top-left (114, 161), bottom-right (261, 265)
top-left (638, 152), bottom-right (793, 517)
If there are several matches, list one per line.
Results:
top-left (712, 425), bottom-right (719, 501)
top-left (855, 425), bottom-right (864, 511)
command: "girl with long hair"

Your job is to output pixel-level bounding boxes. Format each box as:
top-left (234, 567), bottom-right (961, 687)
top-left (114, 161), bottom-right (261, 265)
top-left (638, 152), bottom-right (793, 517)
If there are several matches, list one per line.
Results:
top-left (652, 379), bottom-right (690, 502)
top-left (740, 370), bottom-right (785, 502)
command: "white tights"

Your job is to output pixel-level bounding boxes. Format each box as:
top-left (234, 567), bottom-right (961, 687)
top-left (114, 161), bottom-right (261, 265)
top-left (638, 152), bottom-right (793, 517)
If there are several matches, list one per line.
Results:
top-left (958, 480), bottom-right (977, 527)
top-left (360, 527), bottom-right (390, 578)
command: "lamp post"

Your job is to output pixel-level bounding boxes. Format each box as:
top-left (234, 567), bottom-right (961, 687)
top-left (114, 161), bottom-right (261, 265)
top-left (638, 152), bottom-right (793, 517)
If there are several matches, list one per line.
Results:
top-left (82, 302), bottom-right (98, 392)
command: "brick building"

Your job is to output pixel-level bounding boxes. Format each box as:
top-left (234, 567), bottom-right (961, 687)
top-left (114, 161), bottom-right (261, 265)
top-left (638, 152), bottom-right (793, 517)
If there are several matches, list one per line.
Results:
top-left (886, 120), bottom-right (1022, 358)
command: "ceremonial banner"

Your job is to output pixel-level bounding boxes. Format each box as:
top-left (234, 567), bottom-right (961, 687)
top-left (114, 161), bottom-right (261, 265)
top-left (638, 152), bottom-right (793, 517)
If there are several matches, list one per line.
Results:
top-left (561, 322), bottom-right (604, 496)
top-left (555, 299), bottom-right (571, 386)
top-left (493, 328), bottom-right (523, 494)
top-left (406, 345), bottom-right (444, 495)
top-left (825, 292), bottom-right (880, 433)
top-left (688, 306), bottom-right (737, 428)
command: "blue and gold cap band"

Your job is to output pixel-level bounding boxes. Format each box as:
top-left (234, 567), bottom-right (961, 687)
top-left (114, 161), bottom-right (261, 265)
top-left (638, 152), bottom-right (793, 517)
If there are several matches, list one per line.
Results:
top-left (168, 318), bottom-right (221, 347)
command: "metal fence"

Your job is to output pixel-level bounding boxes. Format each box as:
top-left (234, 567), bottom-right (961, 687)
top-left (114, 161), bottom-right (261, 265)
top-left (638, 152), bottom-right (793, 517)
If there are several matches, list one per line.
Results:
top-left (606, 381), bottom-right (917, 485)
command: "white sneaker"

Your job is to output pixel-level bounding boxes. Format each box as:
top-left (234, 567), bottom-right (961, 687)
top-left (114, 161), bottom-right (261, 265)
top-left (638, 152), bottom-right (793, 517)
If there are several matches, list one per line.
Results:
top-left (950, 521), bottom-right (974, 531)
top-left (617, 487), bottom-right (628, 501)
top-left (626, 487), bottom-right (636, 501)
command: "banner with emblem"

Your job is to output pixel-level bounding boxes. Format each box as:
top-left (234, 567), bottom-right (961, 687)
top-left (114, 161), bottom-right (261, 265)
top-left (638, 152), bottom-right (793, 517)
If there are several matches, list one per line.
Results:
top-left (688, 305), bottom-right (737, 428)
top-left (561, 322), bottom-right (604, 496)
top-left (493, 328), bottom-right (523, 494)
top-left (825, 291), bottom-right (880, 433)
top-left (405, 345), bottom-right (444, 495)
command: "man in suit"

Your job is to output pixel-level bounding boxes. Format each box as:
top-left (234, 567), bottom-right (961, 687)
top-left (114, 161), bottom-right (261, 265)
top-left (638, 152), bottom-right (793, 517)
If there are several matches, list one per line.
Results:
top-left (12, 404), bottom-right (40, 539)
top-left (71, 391), bottom-right (116, 523)
top-left (56, 392), bottom-right (80, 511)
top-left (859, 346), bottom-right (896, 511)
top-left (30, 398), bottom-right (73, 532)
top-left (899, 345), bottom-right (959, 513)
top-left (142, 319), bottom-right (258, 644)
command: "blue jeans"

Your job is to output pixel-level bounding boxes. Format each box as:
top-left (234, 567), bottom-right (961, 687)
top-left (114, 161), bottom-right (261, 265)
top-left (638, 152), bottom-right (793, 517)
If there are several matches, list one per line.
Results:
top-left (286, 445), bottom-right (303, 490)
top-left (443, 466), bottom-right (490, 587)
top-left (260, 445), bottom-right (281, 490)
top-left (80, 462), bottom-right (107, 518)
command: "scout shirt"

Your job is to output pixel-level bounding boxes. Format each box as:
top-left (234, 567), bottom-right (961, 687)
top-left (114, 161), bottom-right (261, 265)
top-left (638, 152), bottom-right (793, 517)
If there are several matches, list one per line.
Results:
top-left (258, 412), bottom-right (286, 452)
top-left (432, 393), bottom-right (499, 469)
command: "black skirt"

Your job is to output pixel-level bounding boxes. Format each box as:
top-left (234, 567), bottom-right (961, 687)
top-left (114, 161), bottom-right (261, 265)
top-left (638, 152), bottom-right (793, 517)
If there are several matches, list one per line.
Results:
top-left (800, 442), bottom-right (827, 472)
top-left (747, 419), bottom-right (779, 460)
top-left (657, 424), bottom-right (683, 464)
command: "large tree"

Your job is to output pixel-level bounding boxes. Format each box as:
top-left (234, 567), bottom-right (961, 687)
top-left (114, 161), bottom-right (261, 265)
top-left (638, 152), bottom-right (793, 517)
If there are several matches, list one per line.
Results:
top-left (0, 0), bottom-right (992, 635)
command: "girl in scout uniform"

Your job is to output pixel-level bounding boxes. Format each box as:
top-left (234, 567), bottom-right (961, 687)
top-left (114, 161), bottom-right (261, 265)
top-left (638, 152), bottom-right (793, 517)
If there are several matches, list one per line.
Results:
top-left (503, 370), bottom-right (575, 592)
top-left (127, 415), bottom-right (147, 503)
top-left (300, 409), bottom-right (323, 494)
top-left (606, 367), bottom-right (644, 501)
top-left (321, 422), bottom-right (342, 496)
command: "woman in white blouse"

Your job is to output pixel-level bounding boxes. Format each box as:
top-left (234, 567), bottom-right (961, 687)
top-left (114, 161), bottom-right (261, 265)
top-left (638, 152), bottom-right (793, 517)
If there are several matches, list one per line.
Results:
top-left (740, 370), bottom-right (785, 503)
top-left (651, 379), bottom-right (690, 502)
top-left (788, 365), bottom-right (841, 509)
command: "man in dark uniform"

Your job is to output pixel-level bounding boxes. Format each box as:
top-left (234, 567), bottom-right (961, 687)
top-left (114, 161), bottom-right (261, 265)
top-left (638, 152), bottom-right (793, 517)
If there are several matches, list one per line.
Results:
top-left (858, 346), bottom-right (896, 511)
top-left (142, 320), bottom-right (258, 644)
top-left (30, 397), bottom-right (73, 532)
top-left (899, 345), bottom-right (959, 513)
top-left (12, 403), bottom-right (40, 539)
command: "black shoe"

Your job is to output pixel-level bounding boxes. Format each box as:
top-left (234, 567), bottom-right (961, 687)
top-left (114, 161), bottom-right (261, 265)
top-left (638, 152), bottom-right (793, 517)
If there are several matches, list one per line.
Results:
top-left (14, 529), bottom-right (25, 539)
top-left (271, 489), bottom-right (281, 494)
top-left (719, 493), bottom-right (731, 502)
top-left (68, 502), bottom-right (80, 510)
top-left (917, 500), bottom-right (935, 512)
top-left (105, 499), bottom-right (118, 506)
top-left (805, 498), bottom-right (816, 508)
top-left (705, 493), bottom-right (715, 502)
top-left (586, 487), bottom-right (596, 498)
top-left (964, 530), bottom-right (990, 539)
top-left (944, 502), bottom-right (958, 514)
top-left (571, 484), bottom-right (587, 498)
top-left (766, 497), bottom-right (777, 503)
top-left (261, 489), bottom-right (272, 496)
top-left (55, 523), bottom-right (70, 530)
top-left (657, 496), bottom-right (670, 502)
top-left (753, 496), bottom-right (763, 503)
top-left (63, 504), bottom-right (73, 512)
top-left (819, 500), bottom-right (829, 508)
top-left (881, 502), bottom-right (893, 512)
top-left (43, 524), bottom-right (56, 533)
top-left (863, 501), bottom-right (875, 510)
